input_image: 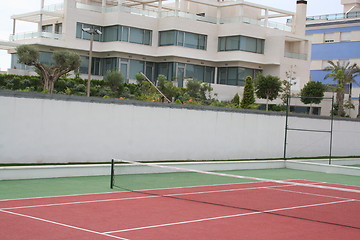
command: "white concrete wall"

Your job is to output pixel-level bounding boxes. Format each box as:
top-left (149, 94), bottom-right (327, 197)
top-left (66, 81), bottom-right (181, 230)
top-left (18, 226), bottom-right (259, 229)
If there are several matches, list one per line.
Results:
top-left (0, 91), bottom-right (359, 164)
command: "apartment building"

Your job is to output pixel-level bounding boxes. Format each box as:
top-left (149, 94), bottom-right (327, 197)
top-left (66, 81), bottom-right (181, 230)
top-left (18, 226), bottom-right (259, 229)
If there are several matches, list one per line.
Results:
top-left (8, 0), bottom-right (310, 101)
top-left (306, 0), bottom-right (360, 117)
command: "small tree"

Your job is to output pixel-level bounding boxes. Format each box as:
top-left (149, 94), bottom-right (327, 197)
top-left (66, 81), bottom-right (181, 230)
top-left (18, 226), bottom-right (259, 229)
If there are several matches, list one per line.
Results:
top-left (186, 79), bottom-right (212, 101)
top-left (16, 45), bottom-right (81, 94)
top-left (240, 76), bottom-right (255, 108)
top-left (300, 81), bottom-right (326, 114)
top-left (231, 93), bottom-right (240, 107)
top-left (157, 74), bottom-right (180, 101)
top-left (255, 73), bottom-right (282, 111)
top-left (104, 70), bottom-right (123, 92)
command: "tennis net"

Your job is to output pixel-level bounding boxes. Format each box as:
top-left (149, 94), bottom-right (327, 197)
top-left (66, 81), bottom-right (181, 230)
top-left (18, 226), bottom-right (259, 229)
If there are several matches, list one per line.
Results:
top-left (110, 159), bottom-right (360, 230)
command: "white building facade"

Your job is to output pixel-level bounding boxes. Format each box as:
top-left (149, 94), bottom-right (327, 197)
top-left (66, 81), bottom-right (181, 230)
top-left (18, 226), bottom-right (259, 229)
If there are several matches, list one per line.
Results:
top-left (8, 0), bottom-right (311, 101)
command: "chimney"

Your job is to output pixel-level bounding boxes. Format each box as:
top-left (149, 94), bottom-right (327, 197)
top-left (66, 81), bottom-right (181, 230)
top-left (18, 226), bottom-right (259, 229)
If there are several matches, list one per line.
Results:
top-left (341, 0), bottom-right (360, 13)
top-left (294, 0), bottom-right (307, 35)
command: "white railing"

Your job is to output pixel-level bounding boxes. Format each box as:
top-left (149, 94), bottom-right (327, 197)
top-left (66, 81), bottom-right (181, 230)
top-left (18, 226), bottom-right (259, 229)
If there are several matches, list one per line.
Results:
top-left (10, 32), bottom-right (62, 41)
top-left (76, 3), bottom-right (293, 31)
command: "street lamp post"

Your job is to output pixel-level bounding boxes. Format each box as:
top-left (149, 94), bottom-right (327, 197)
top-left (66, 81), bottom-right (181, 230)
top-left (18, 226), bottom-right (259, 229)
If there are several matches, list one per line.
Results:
top-left (82, 27), bottom-right (102, 97)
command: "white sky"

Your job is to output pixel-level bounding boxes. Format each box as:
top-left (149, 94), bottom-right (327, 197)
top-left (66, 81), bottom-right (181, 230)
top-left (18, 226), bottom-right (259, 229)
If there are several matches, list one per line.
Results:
top-left (0, 0), bottom-right (344, 71)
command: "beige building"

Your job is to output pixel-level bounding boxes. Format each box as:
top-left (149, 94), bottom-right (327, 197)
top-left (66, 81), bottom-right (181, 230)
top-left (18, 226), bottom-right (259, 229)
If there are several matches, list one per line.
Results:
top-left (8, 0), bottom-right (311, 101)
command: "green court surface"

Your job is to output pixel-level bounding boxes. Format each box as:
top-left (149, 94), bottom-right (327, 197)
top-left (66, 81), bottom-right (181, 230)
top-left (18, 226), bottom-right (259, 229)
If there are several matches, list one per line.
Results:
top-left (1, 168), bottom-right (359, 200)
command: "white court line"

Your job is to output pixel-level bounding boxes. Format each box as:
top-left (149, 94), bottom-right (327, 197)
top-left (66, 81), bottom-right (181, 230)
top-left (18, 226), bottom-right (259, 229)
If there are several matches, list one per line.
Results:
top-left (0, 181), bottom-right (259, 202)
top-left (0, 209), bottom-right (129, 240)
top-left (1, 183), bottom-right (290, 210)
top-left (270, 186), bottom-right (360, 201)
top-left (104, 199), bottom-right (355, 234)
top-left (3, 181), bottom-right (357, 211)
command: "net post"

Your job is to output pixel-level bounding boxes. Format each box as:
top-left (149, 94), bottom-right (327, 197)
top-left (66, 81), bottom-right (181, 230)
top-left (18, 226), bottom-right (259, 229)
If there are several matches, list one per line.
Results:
top-left (329, 96), bottom-right (335, 165)
top-left (110, 159), bottom-right (115, 189)
top-left (283, 95), bottom-right (289, 161)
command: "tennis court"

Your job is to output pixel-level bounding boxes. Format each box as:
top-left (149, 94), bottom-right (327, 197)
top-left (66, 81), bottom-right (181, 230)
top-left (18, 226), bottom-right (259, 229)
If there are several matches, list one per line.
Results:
top-left (1, 161), bottom-right (359, 240)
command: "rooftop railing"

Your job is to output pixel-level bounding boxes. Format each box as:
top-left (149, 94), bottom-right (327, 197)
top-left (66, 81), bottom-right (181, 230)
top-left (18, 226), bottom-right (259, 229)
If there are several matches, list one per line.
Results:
top-left (306, 11), bottom-right (360, 21)
top-left (76, 2), bottom-right (292, 32)
top-left (288, 11), bottom-right (360, 23)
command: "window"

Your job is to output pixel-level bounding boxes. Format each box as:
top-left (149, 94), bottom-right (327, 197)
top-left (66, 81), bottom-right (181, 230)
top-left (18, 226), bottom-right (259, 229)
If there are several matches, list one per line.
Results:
top-left (340, 32), bottom-right (351, 42)
top-left (129, 60), bottom-right (144, 79)
top-left (217, 67), bottom-right (260, 86)
top-left (184, 32), bottom-right (198, 49)
top-left (42, 25), bottom-right (53, 33)
top-left (240, 36), bottom-right (257, 53)
top-left (103, 58), bottom-right (118, 73)
top-left (226, 36), bottom-right (240, 51)
top-left (92, 58), bottom-right (101, 75)
top-left (205, 67), bottom-right (215, 83)
top-left (177, 31), bottom-right (184, 46)
top-left (76, 23), bottom-right (151, 45)
top-left (55, 23), bottom-right (62, 34)
top-left (324, 33), bottom-right (334, 43)
top-left (218, 35), bottom-right (264, 54)
top-left (39, 52), bottom-right (54, 66)
top-left (144, 30), bottom-right (152, 45)
top-left (159, 30), bottom-right (176, 46)
top-left (157, 62), bottom-right (174, 80)
top-left (121, 26), bottom-right (129, 42)
top-left (103, 25), bottom-right (118, 42)
top-left (159, 30), bottom-right (207, 50)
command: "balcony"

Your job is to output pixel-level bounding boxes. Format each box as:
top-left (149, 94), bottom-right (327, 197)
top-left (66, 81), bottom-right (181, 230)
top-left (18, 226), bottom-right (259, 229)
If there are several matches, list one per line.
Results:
top-left (284, 52), bottom-right (307, 60)
top-left (76, 2), bottom-right (292, 32)
top-left (9, 32), bottom-right (62, 41)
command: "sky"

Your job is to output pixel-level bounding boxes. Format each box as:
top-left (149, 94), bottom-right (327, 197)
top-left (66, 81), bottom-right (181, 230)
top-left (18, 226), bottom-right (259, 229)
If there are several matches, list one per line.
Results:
top-left (0, 0), bottom-right (344, 71)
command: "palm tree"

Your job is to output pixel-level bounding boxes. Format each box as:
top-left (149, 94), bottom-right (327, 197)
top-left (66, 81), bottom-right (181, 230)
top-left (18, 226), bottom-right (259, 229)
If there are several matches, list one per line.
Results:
top-left (324, 61), bottom-right (360, 116)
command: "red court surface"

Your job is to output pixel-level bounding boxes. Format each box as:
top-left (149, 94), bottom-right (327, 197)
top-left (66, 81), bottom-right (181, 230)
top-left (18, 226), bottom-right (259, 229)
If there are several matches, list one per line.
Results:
top-left (1, 180), bottom-right (359, 240)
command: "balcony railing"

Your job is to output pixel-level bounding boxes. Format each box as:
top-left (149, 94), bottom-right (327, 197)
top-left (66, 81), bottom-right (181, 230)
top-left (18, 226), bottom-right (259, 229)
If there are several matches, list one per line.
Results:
top-left (10, 32), bottom-right (62, 41)
top-left (76, 3), bottom-right (292, 32)
top-left (284, 52), bottom-right (307, 60)
top-left (288, 11), bottom-right (360, 23)
top-left (307, 11), bottom-right (360, 21)
top-left (43, 3), bottom-right (64, 12)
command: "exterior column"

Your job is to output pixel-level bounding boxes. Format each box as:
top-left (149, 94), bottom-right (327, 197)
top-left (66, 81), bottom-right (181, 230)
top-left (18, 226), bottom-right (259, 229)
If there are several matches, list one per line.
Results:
top-left (12, 19), bottom-right (16, 35)
top-left (264, 9), bottom-right (269, 28)
top-left (39, 0), bottom-right (45, 32)
top-left (175, 0), bottom-right (179, 16)
top-left (217, 7), bottom-right (221, 24)
top-left (214, 67), bottom-right (218, 84)
top-left (158, 0), bottom-right (162, 17)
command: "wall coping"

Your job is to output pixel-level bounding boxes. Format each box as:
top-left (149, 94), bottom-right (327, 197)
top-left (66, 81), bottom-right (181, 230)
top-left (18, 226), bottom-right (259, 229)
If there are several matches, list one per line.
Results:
top-left (1, 90), bottom-right (358, 122)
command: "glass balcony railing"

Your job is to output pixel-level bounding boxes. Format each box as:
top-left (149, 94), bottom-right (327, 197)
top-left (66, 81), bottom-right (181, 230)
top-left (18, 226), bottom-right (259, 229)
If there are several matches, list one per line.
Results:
top-left (307, 11), bottom-right (360, 21)
top-left (284, 52), bottom-right (307, 60)
top-left (10, 32), bottom-right (62, 41)
top-left (76, 3), bottom-right (292, 32)
top-left (43, 3), bottom-right (64, 12)
top-left (288, 11), bottom-right (360, 23)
